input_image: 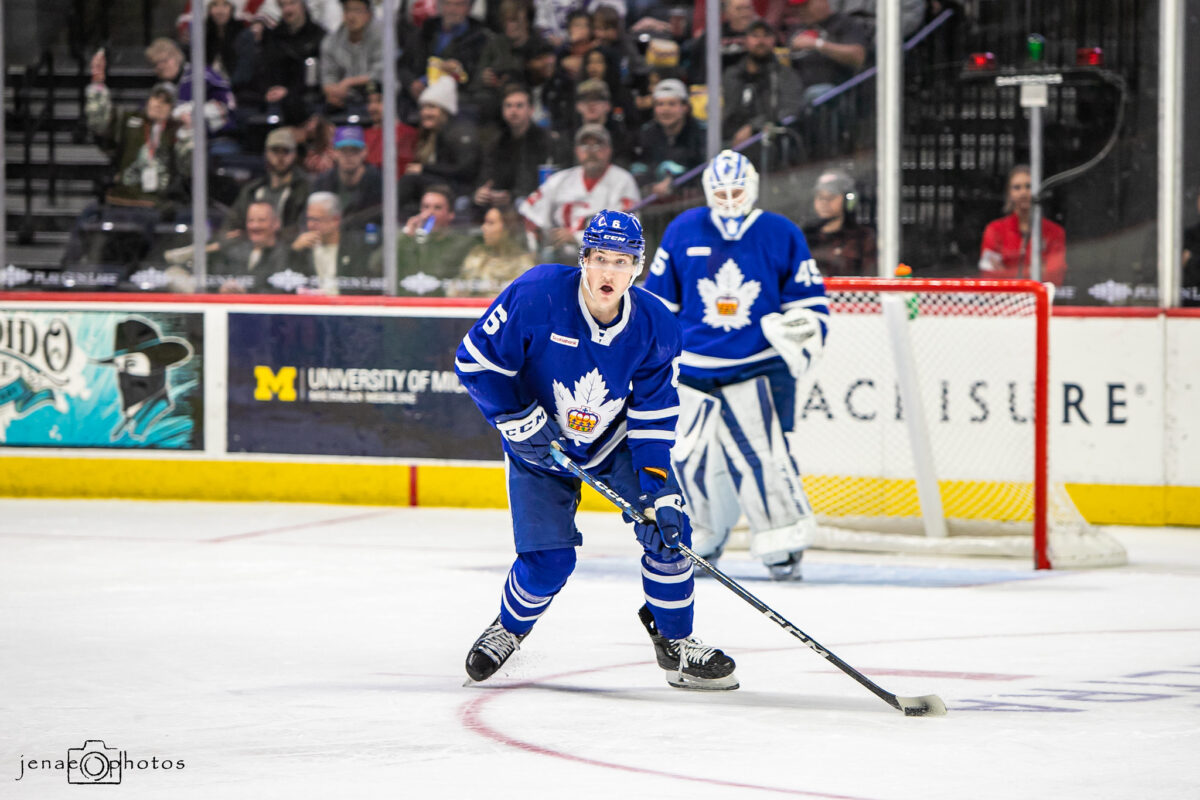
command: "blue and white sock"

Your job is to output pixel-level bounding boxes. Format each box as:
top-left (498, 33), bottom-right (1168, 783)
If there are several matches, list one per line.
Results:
top-left (641, 552), bottom-right (694, 639)
top-left (498, 548), bottom-right (576, 635)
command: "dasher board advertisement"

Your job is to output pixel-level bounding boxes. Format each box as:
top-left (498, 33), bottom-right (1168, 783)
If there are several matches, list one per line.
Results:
top-left (0, 310), bottom-right (204, 449)
top-left (227, 312), bottom-right (499, 459)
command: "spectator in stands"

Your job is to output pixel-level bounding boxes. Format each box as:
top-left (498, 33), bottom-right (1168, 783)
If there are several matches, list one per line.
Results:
top-left (474, 84), bottom-right (561, 217)
top-left (569, 78), bottom-right (634, 167)
top-left (229, 14), bottom-right (271, 143)
top-left (978, 164), bottom-right (1067, 285)
top-left (785, 0), bottom-right (870, 105)
top-left (384, 185), bottom-right (476, 296)
top-left (556, 10), bottom-right (596, 81)
top-left (518, 123), bottom-right (640, 264)
top-left (319, 0), bottom-right (383, 116)
top-left (400, 0), bottom-right (494, 113)
top-left (449, 205), bottom-right (536, 297)
top-left (210, 201), bottom-right (290, 292)
top-left (592, 4), bottom-right (643, 87)
top-left (397, 76), bottom-right (481, 215)
top-left (204, 0), bottom-right (246, 78)
top-left (802, 168), bottom-right (876, 276)
top-left (220, 127), bottom-right (312, 238)
top-left (629, 4), bottom-right (691, 46)
top-left (302, 0), bottom-right (345, 33)
top-left (631, 64), bottom-right (681, 125)
top-left (835, 0), bottom-right (926, 38)
top-left (363, 80), bottom-right (419, 179)
top-left (722, 19), bottom-right (802, 151)
top-left (262, 0), bottom-right (328, 126)
top-left (524, 40), bottom-right (571, 129)
top-left (683, 0), bottom-right (758, 85)
top-left (1183, 194), bottom-right (1200, 307)
top-left (582, 46), bottom-right (635, 124)
top-left (300, 115), bottom-right (337, 174)
top-left (144, 37), bottom-right (240, 153)
top-left (62, 58), bottom-right (191, 267)
top-left (535, 0), bottom-right (588, 49)
top-left (690, 0), bottom-right (785, 39)
top-left (475, 0), bottom-right (545, 120)
top-left (631, 78), bottom-right (706, 198)
top-left (290, 191), bottom-right (381, 294)
top-left (313, 125), bottom-right (383, 227)
top-left (176, 0), bottom-right (282, 41)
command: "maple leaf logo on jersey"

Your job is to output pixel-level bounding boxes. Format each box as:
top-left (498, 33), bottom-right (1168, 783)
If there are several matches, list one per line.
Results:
top-left (552, 369), bottom-right (625, 444)
top-left (697, 259), bottom-right (761, 331)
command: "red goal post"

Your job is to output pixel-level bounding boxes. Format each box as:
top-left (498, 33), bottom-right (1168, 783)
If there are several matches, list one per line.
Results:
top-left (791, 277), bottom-right (1125, 569)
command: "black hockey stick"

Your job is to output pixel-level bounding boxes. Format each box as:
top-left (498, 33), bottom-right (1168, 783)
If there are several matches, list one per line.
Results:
top-left (549, 442), bottom-right (947, 717)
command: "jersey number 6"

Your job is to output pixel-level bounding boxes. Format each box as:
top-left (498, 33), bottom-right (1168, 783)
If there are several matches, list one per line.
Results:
top-left (482, 304), bottom-right (509, 335)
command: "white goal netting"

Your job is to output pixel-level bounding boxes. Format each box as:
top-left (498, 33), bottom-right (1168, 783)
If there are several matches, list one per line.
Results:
top-left (783, 280), bottom-right (1125, 568)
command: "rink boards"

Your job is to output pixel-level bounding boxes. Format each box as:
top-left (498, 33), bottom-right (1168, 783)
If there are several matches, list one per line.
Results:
top-left (0, 294), bottom-right (1197, 526)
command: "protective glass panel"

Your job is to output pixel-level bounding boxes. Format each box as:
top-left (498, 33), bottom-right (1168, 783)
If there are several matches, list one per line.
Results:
top-left (901, 1), bottom-right (1160, 307)
top-left (1184, 0), bottom-right (1200, 307)
top-left (634, 0), bottom-right (883, 281)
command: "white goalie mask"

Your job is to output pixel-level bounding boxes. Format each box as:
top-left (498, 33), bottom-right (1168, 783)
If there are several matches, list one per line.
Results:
top-left (702, 150), bottom-right (759, 219)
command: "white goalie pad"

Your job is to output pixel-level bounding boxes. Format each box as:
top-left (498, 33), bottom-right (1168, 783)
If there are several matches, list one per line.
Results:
top-left (761, 307), bottom-right (827, 379)
top-left (671, 385), bottom-right (740, 558)
top-left (715, 376), bottom-right (816, 562)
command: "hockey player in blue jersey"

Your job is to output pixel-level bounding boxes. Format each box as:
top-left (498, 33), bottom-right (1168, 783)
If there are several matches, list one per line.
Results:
top-left (455, 209), bottom-right (738, 691)
top-left (642, 150), bottom-right (830, 581)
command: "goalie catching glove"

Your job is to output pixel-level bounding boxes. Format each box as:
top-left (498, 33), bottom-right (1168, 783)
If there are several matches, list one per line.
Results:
top-left (760, 307), bottom-right (827, 379)
top-left (628, 488), bottom-right (686, 555)
top-left (494, 402), bottom-right (563, 470)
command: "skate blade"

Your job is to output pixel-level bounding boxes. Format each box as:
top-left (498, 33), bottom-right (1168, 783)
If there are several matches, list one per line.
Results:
top-left (767, 564), bottom-right (803, 581)
top-left (665, 670), bottom-right (740, 691)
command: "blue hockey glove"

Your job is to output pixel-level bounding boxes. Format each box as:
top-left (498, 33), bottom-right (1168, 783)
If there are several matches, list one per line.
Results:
top-left (494, 402), bottom-right (563, 470)
top-left (633, 489), bottom-right (685, 555)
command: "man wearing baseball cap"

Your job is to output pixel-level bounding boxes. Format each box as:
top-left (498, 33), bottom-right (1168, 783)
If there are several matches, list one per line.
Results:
top-left (220, 127), bottom-right (313, 239)
top-left (518, 123), bottom-right (640, 264)
top-left (631, 78), bottom-right (707, 198)
top-left (722, 17), bottom-right (803, 160)
top-left (570, 78), bottom-right (634, 167)
top-left (312, 125), bottom-right (383, 227)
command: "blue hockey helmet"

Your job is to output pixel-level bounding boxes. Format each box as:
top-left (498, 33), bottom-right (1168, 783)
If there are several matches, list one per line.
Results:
top-left (579, 209), bottom-right (646, 269)
top-left (703, 149), bottom-right (759, 218)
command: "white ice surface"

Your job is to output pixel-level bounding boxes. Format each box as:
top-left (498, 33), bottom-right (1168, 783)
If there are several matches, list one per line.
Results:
top-left (2, 499), bottom-right (1198, 799)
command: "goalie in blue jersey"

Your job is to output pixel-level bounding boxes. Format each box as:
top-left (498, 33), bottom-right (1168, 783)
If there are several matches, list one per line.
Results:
top-left (454, 209), bottom-right (738, 691)
top-left (642, 150), bottom-right (830, 580)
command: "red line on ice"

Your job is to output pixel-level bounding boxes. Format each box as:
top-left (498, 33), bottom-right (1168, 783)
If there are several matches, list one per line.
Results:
top-left (459, 665), bottom-right (880, 800)
top-left (205, 509), bottom-right (392, 543)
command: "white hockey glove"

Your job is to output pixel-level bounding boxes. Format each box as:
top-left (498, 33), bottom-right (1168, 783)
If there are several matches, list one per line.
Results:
top-left (761, 308), bottom-right (827, 379)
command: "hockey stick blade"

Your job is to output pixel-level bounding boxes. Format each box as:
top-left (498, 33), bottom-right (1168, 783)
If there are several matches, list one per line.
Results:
top-left (895, 694), bottom-right (948, 717)
top-left (549, 443), bottom-right (947, 717)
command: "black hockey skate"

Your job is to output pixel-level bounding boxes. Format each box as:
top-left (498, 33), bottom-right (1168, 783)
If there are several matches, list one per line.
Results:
top-left (637, 605), bottom-right (738, 691)
top-left (766, 550), bottom-right (803, 581)
top-left (464, 616), bottom-right (527, 683)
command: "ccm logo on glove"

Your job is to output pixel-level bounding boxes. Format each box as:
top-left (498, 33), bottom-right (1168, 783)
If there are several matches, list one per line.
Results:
top-left (497, 405), bottom-right (547, 441)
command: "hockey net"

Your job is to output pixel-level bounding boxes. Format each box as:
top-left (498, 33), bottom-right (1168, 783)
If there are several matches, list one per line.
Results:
top-left (787, 278), bottom-right (1126, 568)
